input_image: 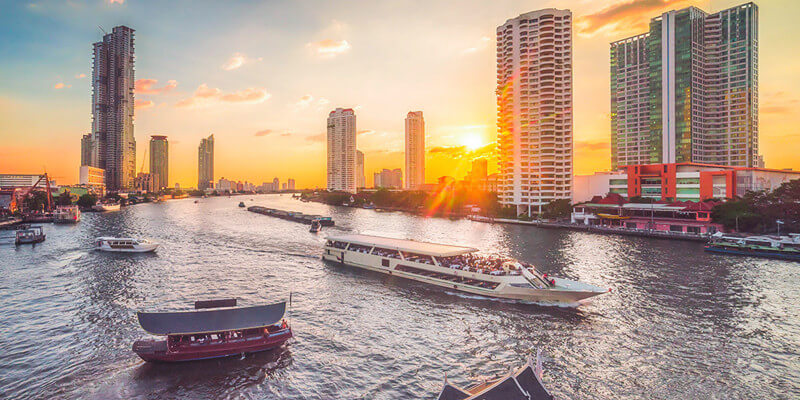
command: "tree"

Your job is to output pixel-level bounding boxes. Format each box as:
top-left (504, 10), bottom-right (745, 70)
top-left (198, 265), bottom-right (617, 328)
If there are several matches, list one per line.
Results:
top-left (56, 191), bottom-right (73, 206)
top-left (542, 199), bottom-right (572, 220)
top-left (76, 193), bottom-right (98, 209)
top-left (23, 191), bottom-right (49, 212)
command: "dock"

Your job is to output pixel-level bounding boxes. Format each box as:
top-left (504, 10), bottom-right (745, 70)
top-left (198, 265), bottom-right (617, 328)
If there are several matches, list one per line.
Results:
top-left (247, 206), bottom-right (334, 226)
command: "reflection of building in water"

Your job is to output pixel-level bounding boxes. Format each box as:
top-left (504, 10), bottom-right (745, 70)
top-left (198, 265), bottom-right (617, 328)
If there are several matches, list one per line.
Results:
top-left (574, 163), bottom-right (800, 203)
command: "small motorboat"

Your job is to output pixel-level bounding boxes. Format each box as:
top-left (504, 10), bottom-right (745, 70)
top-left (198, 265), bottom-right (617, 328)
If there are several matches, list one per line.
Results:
top-left (92, 202), bottom-right (121, 212)
top-left (15, 226), bottom-right (45, 245)
top-left (132, 300), bottom-right (292, 363)
top-left (310, 219), bottom-right (322, 233)
top-left (95, 237), bottom-right (159, 253)
top-left (238, 202), bottom-right (246, 208)
top-left (194, 200), bottom-right (199, 203)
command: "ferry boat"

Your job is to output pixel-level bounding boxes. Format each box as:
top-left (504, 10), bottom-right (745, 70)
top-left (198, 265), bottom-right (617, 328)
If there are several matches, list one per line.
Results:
top-left (15, 226), bottom-right (46, 245)
top-left (705, 232), bottom-right (800, 261)
top-left (54, 205), bottom-right (80, 223)
top-left (132, 300), bottom-right (292, 362)
top-left (95, 237), bottom-right (159, 253)
top-left (435, 349), bottom-right (552, 400)
top-left (92, 202), bottom-right (121, 212)
top-left (323, 234), bottom-right (608, 305)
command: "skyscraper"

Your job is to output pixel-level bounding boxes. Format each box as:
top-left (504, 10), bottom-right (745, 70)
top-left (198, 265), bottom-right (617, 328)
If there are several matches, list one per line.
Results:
top-left (287, 178), bottom-right (296, 190)
top-left (149, 135), bottom-right (168, 191)
top-left (356, 150), bottom-right (365, 188)
top-left (91, 25), bottom-right (136, 191)
top-left (198, 134), bottom-right (214, 190)
top-left (80, 133), bottom-right (92, 166)
top-left (373, 168), bottom-right (402, 189)
top-left (610, 2), bottom-right (759, 169)
top-left (327, 108), bottom-right (357, 193)
top-left (497, 9), bottom-right (573, 216)
top-left (405, 111), bottom-right (425, 189)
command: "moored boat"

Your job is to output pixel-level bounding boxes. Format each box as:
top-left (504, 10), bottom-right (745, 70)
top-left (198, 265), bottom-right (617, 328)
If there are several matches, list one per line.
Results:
top-left (95, 237), bottom-right (159, 253)
top-left (705, 232), bottom-right (800, 261)
top-left (323, 234), bottom-right (608, 305)
top-left (54, 205), bottom-right (81, 223)
top-left (238, 201), bottom-right (246, 207)
top-left (310, 219), bottom-right (322, 233)
top-left (435, 350), bottom-right (553, 400)
top-left (132, 300), bottom-right (292, 363)
top-left (15, 226), bottom-right (45, 245)
top-left (92, 202), bottom-right (121, 212)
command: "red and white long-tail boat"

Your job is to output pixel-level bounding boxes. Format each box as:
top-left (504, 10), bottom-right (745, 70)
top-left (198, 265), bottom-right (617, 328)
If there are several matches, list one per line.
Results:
top-left (132, 300), bottom-right (292, 363)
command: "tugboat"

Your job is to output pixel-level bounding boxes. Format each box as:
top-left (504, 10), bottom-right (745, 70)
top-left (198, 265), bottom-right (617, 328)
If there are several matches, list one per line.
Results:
top-left (15, 226), bottom-right (46, 245)
top-left (54, 205), bottom-right (81, 223)
top-left (310, 219), bottom-right (322, 233)
top-left (132, 299), bottom-right (292, 363)
top-left (238, 201), bottom-right (246, 208)
top-left (434, 349), bottom-right (553, 399)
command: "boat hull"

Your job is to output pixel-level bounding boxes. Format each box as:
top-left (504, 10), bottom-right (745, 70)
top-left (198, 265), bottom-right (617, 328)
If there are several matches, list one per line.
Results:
top-left (704, 245), bottom-right (800, 261)
top-left (16, 236), bottom-right (45, 245)
top-left (322, 248), bottom-right (605, 304)
top-left (133, 329), bottom-right (292, 363)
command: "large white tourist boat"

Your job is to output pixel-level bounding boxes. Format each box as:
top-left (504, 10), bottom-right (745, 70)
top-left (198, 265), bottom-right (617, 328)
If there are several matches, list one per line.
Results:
top-left (323, 234), bottom-right (608, 305)
top-left (92, 203), bottom-right (121, 212)
top-left (95, 237), bottom-right (159, 253)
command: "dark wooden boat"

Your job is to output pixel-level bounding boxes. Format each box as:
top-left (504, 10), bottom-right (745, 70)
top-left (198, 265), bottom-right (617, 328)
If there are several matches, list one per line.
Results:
top-left (435, 350), bottom-right (553, 400)
top-left (132, 301), bottom-right (292, 363)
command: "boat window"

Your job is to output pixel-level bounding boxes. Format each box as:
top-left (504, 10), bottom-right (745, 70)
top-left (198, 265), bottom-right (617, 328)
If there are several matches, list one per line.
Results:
top-left (402, 252), bottom-right (435, 265)
top-left (382, 259), bottom-right (390, 267)
top-left (371, 247), bottom-right (400, 258)
top-left (348, 243), bottom-right (373, 253)
top-left (331, 241), bottom-right (349, 249)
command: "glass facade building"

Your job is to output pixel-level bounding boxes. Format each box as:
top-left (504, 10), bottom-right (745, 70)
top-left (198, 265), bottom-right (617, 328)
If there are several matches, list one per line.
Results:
top-left (610, 3), bottom-right (758, 170)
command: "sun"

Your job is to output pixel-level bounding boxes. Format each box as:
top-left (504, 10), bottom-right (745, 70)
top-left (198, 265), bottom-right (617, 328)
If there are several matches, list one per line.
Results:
top-left (462, 134), bottom-right (484, 151)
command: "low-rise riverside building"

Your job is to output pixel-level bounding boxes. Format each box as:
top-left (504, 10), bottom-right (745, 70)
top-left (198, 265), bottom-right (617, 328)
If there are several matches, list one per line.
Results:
top-left (574, 163), bottom-right (800, 203)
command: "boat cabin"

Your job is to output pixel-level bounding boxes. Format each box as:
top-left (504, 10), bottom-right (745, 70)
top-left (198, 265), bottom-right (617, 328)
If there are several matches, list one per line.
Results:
top-left (96, 237), bottom-right (140, 248)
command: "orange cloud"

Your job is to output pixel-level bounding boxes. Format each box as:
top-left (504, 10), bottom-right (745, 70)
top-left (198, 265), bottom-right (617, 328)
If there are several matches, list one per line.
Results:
top-left (574, 140), bottom-right (610, 151)
top-left (762, 91), bottom-right (799, 115)
top-left (53, 82), bottom-right (67, 89)
top-left (305, 133), bottom-right (325, 142)
top-left (429, 143), bottom-right (496, 160)
top-left (176, 84), bottom-right (270, 108)
top-left (134, 99), bottom-right (155, 110)
top-left (255, 129), bottom-right (272, 137)
top-left (307, 39), bottom-right (351, 57)
top-left (135, 78), bottom-right (178, 95)
top-left (462, 36), bottom-right (491, 54)
top-left (75, 73), bottom-right (86, 79)
top-left (576, 0), bottom-right (690, 37)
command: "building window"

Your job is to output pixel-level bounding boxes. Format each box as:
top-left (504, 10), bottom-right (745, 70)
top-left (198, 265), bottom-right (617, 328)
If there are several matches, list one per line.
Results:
top-left (669, 225), bottom-right (683, 232)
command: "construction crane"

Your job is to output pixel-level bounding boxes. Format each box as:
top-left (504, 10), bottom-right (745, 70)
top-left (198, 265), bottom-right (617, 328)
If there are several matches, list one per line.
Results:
top-left (17, 172), bottom-right (53, 213)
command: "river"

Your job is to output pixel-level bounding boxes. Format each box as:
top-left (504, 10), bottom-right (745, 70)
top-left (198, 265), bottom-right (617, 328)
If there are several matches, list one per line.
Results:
top-left (0, 194), bottom-right (797, 399)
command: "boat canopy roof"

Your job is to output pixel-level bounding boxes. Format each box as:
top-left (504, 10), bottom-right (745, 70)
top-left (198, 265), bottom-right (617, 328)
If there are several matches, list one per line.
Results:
top-left (137, 302), bottom-right (286, 335)
top-left (96, 237), bottom-right (139, 241)
top-left (436, 358), bottom-right (553, 400)
top-left (327, 234), bottom-right (478, 257)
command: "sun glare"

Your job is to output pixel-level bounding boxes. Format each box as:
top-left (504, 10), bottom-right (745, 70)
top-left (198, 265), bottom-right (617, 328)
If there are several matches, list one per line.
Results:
top-left (462, 134), bottom-right (483, 151)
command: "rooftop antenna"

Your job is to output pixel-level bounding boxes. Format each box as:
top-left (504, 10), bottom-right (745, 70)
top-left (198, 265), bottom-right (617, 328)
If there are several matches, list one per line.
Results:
top-left (98, 25), bottom-right (107, 35)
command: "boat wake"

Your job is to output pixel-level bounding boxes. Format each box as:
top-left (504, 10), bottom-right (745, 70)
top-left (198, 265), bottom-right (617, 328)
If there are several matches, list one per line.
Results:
top-left (442, 290), bottom-right (582, 308)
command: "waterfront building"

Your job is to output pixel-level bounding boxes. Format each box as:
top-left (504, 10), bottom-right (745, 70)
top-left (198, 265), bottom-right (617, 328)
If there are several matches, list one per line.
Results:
top-left (356, 150), bottom-right (365, 189)
top-left (91, 25), bottom-right (136, 191)
top-left (198, 134), bottom-right (214, 190)
top-left (610, 2), bottom-right (759, 169)
top-left (0, 174), bottom-right (57, 189)
top-left (571, 193), bottom-right (724, 235)
top-left (573, 163), bottom-right (800, 203)
top-left (327, 108), bottom-right (357, 193)
top-left (405, 111), bottom-right (425, 189)
top-left (80, 134), bottom-right (92, 166)
top-left (133, 172), bottom-right (154, 193)
top-left (79, 165), bottom-right (106, 194)
top-left (287, 178), bottom-right (296, 190)
top-left (217, 177), bottom-right (234, 192)
top-left (374, 168), bottom-right (402, 189)
top-left (273, 177), bottom-right (280, 191)
top-left (149, 135), bottom-right (168, 191)
top-left (497, 9), bottom-right (574, 216)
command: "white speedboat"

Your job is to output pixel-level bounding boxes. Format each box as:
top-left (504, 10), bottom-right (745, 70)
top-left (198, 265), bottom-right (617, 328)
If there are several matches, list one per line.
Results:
top-left (95, 237), bottom-right (159, 253)
top-left (323, 234), bottom-right (608, 305)
top-left (93, 203), bottom-right (121, 212)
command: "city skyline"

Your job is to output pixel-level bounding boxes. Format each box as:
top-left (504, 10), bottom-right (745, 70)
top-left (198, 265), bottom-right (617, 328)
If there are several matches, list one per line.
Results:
top-left (2, 0), bottom-right (800, 189)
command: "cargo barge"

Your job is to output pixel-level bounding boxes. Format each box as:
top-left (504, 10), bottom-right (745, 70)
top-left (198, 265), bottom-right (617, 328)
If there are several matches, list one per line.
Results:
top-left (247, 206), bottom-right (334, 226)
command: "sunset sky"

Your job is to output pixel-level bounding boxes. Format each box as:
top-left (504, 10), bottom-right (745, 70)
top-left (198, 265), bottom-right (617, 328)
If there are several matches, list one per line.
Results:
top-left (1, 0), bottom-right (799, 189)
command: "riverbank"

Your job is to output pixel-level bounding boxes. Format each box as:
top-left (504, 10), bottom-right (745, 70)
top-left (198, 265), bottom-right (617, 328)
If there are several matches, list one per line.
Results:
top-left (468, 216), bottom-right (710, 242)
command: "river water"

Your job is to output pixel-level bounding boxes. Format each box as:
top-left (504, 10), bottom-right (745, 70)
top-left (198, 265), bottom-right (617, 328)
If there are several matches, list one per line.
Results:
top-left (0, 194), bottom-right (797, 399)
